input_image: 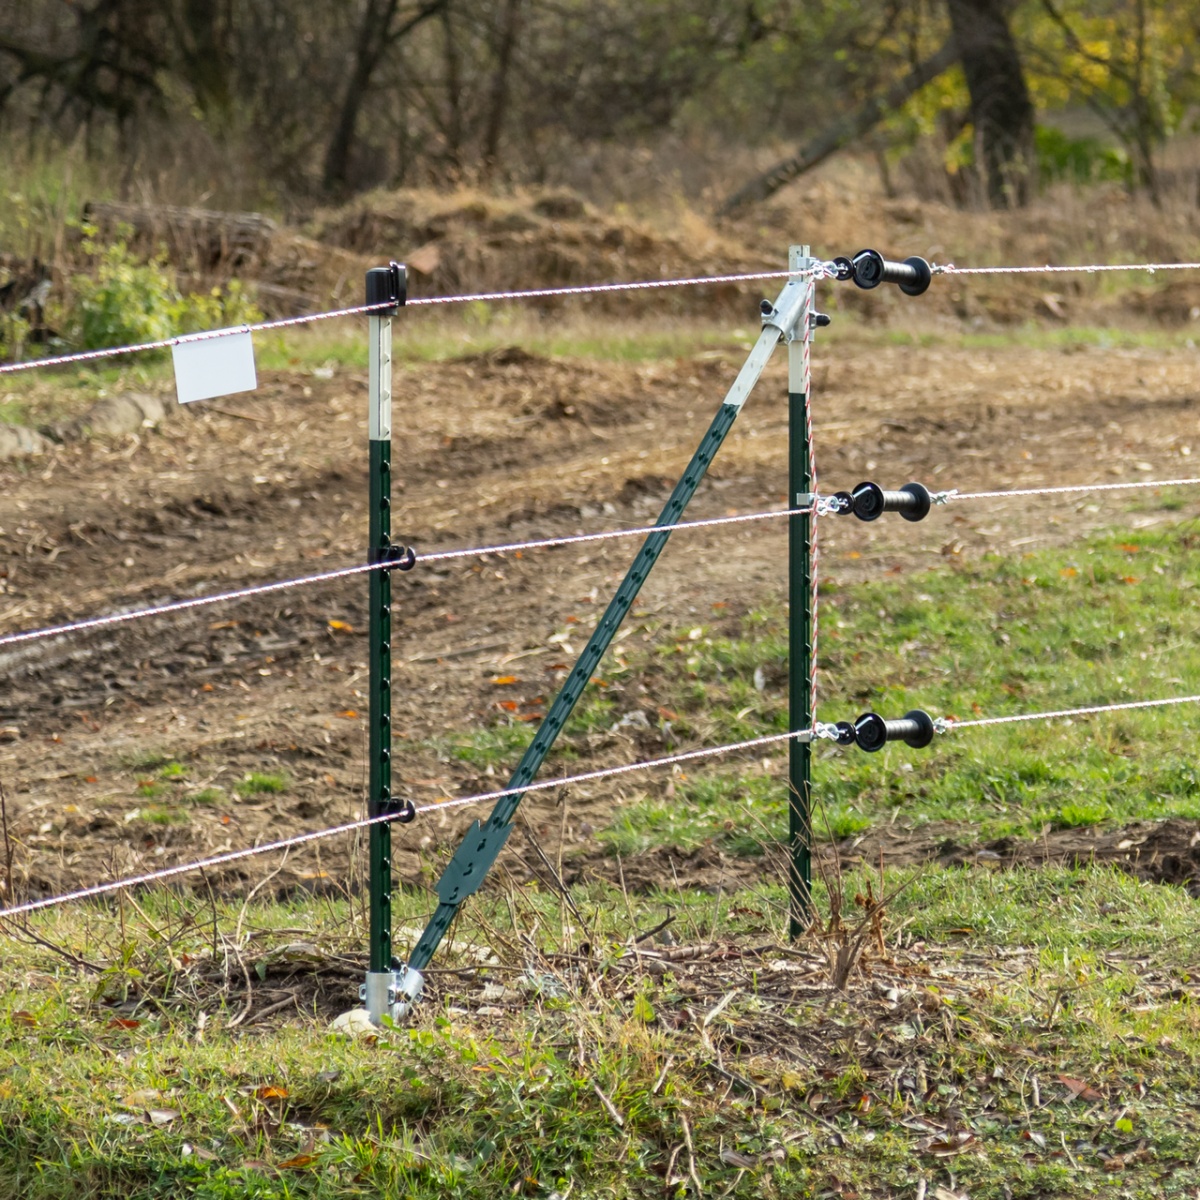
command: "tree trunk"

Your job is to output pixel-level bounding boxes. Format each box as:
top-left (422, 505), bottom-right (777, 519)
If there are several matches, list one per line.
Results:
top-left (322, 0), bottom-right (451, 194)
top-left (175, 0), bottom-right (233, 118)
top-left (322, 0), bottom-right (401, 194)
top-left (946, 0), bottom-right (1036, 207)
top-left (717, 40), bottom-right (959, 217)
top-left (481, 0), bottom-right (523, 178)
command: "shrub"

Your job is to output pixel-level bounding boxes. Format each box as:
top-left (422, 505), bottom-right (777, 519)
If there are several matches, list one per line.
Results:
top-left (67, 227), bottom-right (261, 353)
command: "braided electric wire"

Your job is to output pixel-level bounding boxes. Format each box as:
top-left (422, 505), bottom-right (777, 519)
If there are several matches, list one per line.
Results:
top-left (0, 506), bottom-right (805, 651)
top-left (0, 728), bottom-right (810, 920)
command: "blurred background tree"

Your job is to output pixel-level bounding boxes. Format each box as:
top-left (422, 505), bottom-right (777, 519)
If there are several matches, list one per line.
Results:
top-left (0, 0), bottom-right (1196, 214)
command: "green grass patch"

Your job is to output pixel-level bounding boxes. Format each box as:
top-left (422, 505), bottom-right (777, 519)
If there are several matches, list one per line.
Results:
top-left (185, 787), bottom-right (225, 805)
top-left (2, 866), bottom-right (1200, 1198)
top-left (601, 520), bottom-right (1200, 853)
top-left (236, 771), bottom-right (290, 798)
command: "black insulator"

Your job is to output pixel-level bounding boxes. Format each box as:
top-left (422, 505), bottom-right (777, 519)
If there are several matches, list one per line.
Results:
top-left (848, 250), bottom-right (932, 297)
top-left (853, 709), bottom-right (935, 753)
top-left (371, 543), bottom-right (417, 570)
top-left (374, 792), bottom-right (417, 823)
top-left (831, 490), bottom-right (854, 515)
top-left (832, 721), bottom-right (855, 745)
top-left (811, 312), bottom-right (832, 328)
top-left (850, 481), bottom-right (931, 523)
top-left (365, 261), bottom-right (407, 311)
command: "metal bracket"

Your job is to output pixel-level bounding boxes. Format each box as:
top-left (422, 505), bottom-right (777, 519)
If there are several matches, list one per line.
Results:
top-left (360, 963), bottom-right (425, 1025)
top-left (759, 275), bottom-right (810, 344)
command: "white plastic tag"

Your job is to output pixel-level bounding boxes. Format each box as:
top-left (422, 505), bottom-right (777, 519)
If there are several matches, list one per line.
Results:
top-left (172, 330), bottom-right (257, 405)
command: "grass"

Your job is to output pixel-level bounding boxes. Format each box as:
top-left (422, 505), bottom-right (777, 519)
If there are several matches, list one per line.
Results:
top-left (599, 518), bottom-right (1200, 854)
top-left (1, 866), bottom-right (1199, 1198)
top-left (861, 322), bottom-right (1200, 353)
top-left (6, 518), bottom-right (1200, 1196)
top-left (236, 772), bottom-right (290, 798)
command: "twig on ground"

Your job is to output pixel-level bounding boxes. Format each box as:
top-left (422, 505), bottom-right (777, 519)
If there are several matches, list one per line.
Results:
top-left (248, 991), bottom-right (302, 1024)
top-left (634, 913), bottom-right (676, 944)
top-left (518, 810), bottom-right (589, 933)
top-left (652, 1054), bottom-right (675, 1096)
top-left (682, 1115), bottom-right (703, 1195)
top-left (0, 778), bottom-right (16, 905)
top-left (702, 988), bottom-right (738, 1028)
top-left (592, 1081), bottom-right (624, 1127)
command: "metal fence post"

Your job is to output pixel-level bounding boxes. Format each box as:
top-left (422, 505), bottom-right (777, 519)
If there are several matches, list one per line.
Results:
top-left (788, 244), bottom-right (816, 937)
top-left (362, 263), bottom-right (405, 1023)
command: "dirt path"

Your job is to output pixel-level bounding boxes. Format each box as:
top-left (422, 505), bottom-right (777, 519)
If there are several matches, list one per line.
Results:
top-left (1, 330), bottom-right (1198, 903)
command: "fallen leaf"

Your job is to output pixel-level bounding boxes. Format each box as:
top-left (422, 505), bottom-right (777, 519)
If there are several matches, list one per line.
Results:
top-left (916, 1130), bottom-right (976, 1156)
top-left (1120, 575), bottom-right (1140, 584)
top-left (278, 1153), bottom-right (318, 1169)
top-left (1022, 1129), bottom-right (1047, 1149)
top-left (1118, 543), bottom-right (1140, 553)
top-left (1058, 1075), bottom-right (1103, 1102)
top-left (10, 1011), bottom-right (37, 1028)
top-left (84, 775), bottom-right (98, 783)
top-left (720, 1149), bottom-right (758, 1168)
top-left (337, 709), bottom-right (358, 718)
top-left (147, 1108), bottom-right (179, 1126)
top-left (107, 1018), bottom-right (140, 1030)
top-left (256, 1085), bottom-right (289, 1100)
top-left (122, 1089), bottom-right (166, 1108)
top-left (490, 675), bottom-right (519, 685)
top-left (327, 619), bottom-right (353, 633)
top-left (498, 700), bottom-right (520, 712)
top-left (1059, 566), bottom-right (1078, 578)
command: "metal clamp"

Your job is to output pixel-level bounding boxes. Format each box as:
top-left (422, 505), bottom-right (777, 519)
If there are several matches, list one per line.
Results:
top-left (814, 720), bottom-right (855, 745)
top-left (360, 963), bottom-right (425, 1025)
top-left (759, 274), bottom-right (811, 344)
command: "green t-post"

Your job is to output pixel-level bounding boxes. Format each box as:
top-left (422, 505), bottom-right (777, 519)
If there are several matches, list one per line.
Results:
top-left (788, 245), bottom-right (816, 937)
top-left (363, 264), bottom-right (406, 1024)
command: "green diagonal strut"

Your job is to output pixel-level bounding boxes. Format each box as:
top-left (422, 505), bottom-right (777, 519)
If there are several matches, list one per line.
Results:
top-left (401, 266), bottom-right (812, 987)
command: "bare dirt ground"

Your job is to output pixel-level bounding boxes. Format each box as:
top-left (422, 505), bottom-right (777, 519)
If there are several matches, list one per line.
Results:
top-left (2, 322), bottom-right (1200, 907)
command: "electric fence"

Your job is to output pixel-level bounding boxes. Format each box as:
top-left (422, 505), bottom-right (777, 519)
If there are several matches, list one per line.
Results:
top-left (2, 244), bottom-right (1200, 1030)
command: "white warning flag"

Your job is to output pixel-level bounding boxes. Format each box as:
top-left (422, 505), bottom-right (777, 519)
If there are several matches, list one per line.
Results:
top-left (172, 329), bottom-right (258, 405)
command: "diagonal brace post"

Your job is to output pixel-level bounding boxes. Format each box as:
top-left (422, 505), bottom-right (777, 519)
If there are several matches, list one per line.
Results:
top-left (389, 267), bottom-right (813, 1018)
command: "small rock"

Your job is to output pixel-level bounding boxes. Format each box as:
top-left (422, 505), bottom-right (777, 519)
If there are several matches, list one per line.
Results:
top-left (0, 424), bottom-right (49, 459)
top-left (329, 1008), bottom-right (377, 1037)
top-left (63, 392), bottom-right (168, 441)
